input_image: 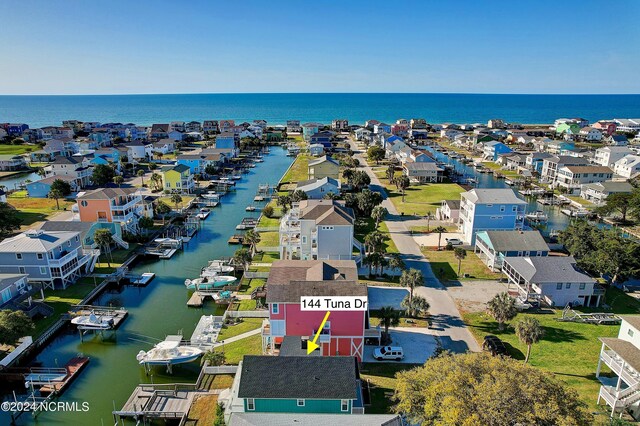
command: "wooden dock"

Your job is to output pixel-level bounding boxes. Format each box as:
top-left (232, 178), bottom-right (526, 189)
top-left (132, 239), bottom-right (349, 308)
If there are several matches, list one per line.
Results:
top-left (38, 356), bottom-right (90, 395)
top-left (187, 292), bottom-right (204, 307)
top-left (113, 383), bottom-right (205, 425)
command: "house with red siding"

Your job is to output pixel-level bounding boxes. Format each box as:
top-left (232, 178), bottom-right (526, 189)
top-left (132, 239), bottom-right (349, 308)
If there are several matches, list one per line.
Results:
top-left (262, 260), bottom-right (378, 361)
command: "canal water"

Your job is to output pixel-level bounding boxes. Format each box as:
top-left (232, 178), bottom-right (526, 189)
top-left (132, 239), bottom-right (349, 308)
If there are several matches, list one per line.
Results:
top-left (0, 171), bottom-right (40, 191)
top-left (421, 146), bottom-right (573, 235)
top-left (0, 148), bottom-right (292, 425)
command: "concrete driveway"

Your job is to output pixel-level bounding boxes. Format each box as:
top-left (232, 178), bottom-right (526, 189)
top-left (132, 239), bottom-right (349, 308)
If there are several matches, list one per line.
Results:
top-left (413, 232), bottom-right (465, 248)
top-left (363, 328), bottom-right (436, 364)
top-left (367, 286), bottom-right (409, 310)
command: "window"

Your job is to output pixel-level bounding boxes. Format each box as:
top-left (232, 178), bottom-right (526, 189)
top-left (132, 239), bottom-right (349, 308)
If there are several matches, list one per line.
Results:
top-left (16, 253), bottom-right (22, 260)
top-left (81, 200), bottom-right (88, 207)
top-left (271, 303), bottom-right (279, 314)
top-left (629, 329), bottom-right (635, 337)
top-left (302, 236), bottom-right (307, 244)
top-left (297, 399), bottom-right (305, 407)
top-left (40, 267), bottom-right (47, 274)
top-left (166, 182), bottom-right (170, 188)
top-left (565, 283), bottom-right (571, 289)
top-left (37, 253), bottom-right (43, 260)
top-left (19, 267), bottom-right (25, 274)
top-left (341, 399), bottom-right (349, 412)
top-left (556, 283), bottom-right (562, 290)
top-left (247, 398), bottom-right (255, 411)
top-left (486, 204), bottom-right (493, 208)
top-left (500, 205), bottom-right (505, 212)
top-left (512, 206), bottom-right (517, 212)
top-left (75, 236), bottom-right (79, 242)
top-left (579, 283), bottom-right (586, 290)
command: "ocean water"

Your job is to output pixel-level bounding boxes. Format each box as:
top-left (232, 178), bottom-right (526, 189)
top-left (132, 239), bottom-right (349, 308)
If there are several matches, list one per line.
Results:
top-left (0, 93), bottom-right (639, 128)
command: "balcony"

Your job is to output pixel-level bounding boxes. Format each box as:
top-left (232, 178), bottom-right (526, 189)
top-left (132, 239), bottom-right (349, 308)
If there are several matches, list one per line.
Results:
top-left (600, 349), bottom-right (640, 387)
top-left (261, 319), bottom-right (270, 336)
top-left (111, 196), bottom-right (141, 211)
top-left (48, 249), bottom-right (79, 267)
top-left (312, 328), bottom-right (331, 343)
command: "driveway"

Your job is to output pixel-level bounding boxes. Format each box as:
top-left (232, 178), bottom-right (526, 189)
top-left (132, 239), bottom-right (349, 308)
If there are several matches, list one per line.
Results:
top-left (367, 286), bottom-right (408, 310)
top-left (413, 232), bottom-right (465, 248)
top-left (363, 328), bottom-right (437, 364)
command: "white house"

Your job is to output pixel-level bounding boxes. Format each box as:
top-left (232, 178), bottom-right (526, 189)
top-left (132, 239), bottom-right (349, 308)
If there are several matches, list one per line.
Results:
top-left (309, 144), bottom-right (325, 156)
top-left (579, 127), bottom-right (603, 141)
top-left (614, 155), bottom-right (640, 179)
top-left (594, 146), bottom-right (633, 168)
top-left (555, 165), bottom-right (613, 194)
top-left (436, 200), bottom-right (460, 223)
top-left (295, 177), bottom-right (341, 199)
top-left (596, 316), bottom-right (640, 419)
top-left (502, 256), bottom-right (601, 307)
top-left (581, 181), bottom-right (634, 205)
top-left (403, 162), bottom-right (443, 183)
top-left (279, 200), bottom-right (358, 261)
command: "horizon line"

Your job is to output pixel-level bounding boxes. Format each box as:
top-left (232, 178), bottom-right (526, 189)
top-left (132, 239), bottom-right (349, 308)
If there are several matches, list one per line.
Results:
top-left (1, 91), bottom-right (640, 97)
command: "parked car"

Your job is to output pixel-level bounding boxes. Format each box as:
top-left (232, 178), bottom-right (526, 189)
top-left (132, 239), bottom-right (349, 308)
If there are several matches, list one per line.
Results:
top-left (373, 346), bottom-right (404, 361)
top-left (483, 335), bottom-right (508, 356)
top-left (445, 238), bottom-right (463, 245)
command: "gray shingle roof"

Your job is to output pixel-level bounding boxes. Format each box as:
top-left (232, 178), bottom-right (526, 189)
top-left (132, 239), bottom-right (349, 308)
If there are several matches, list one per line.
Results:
top-left (480, 230), bottom-right (549, 252)
top-left (503, 256), bottom-right (594, 283)
top-left (583, 181), bottom-right (634, 193)
top-left (298, 200), bottom-right (354, 226)
top-left (238, 356), bottom-right (358, 400)
top-left (599, 337), bottom-right (640, 373)
top-left (621, 316), bottom-right (640, 332)
top-left (308, 155), bottom-right (339, 167)
top-left (403, 162), bottom-right (442, 171)
top-left (78, 187), bottom-right (138, 200)
top-left (267, 280), bottom-right (366, 303)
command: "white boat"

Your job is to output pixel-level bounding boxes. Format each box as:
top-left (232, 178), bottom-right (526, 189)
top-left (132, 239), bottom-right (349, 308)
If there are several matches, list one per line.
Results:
top-left (561, 208), bottom-right (590, 218)
top-left (136, 336), bottom-right (203, 366)
top-left (254, 158), bottom-right (264, 163)
top-left (525, 210), bottom-right (548, 222)
top-left (231, 174), bottom-right (242, 180)
top-left (203, 260), bottom-right (234, 274)
top-left (71, 312), bottom-right (115, 330)
top-left (202, 192), bottom-right (219, 200)
top-left (245, 205), bottom-right (256, 212)
top-left (184, 275), bottom-right (237, 290)
top-left (504, 179), bottom-right (515, 186)
top-left (196, 208), bottom-right (211, 220)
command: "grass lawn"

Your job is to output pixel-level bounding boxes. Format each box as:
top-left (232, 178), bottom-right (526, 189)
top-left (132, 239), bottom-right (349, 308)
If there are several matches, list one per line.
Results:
top-left (377, 176), bottom-right (465, 217)
top-left (258, 252), bottom-right (279, 263)
top-left (0, 144), bottom-right (37, 155)
top-left (186, 394), bottom-right (219, 426)
top-left (156, 195), bottom-right (195, 210)
top-left (93, 244), bottom-right (139, 274)
top-left (481, 162), bottom-right (520, 178)
top-left (257, 215), bottom-right (281, 228)
top-left (567, 196), bottom-right (596, 209)
top-left (281, 154), bottom-right (310, 184)
top-left (369, 310), bottom-right (430, 328)
top-left (410, 224), bottom-right (458, 234)
top-left (8, 191), bottom-right (75, 227)
top-left (256, 231), bottom-right (279, 248)
top-left (33, 279), bottom-right (98, 338)
top-left (210, 374), bottom-right (234, 389)
top-left (218, 318), bottom-right (263, 340)
top-left (355, 218), bottom-right (398, 254)
top-left (238, 278), bottom-right (265, 295)
top-left (221, 333), bottom-right (262, 364)
top-left (463, 288), bottom-right (640, 410)
top-left (359, 363), bottom-right (419, 414)
top-left (420, 247), bottom-right (502, 281)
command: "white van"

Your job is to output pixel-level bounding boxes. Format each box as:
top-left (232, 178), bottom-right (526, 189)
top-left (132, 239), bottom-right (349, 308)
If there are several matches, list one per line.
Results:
top-left (373, 346), bottom-right (404, 361)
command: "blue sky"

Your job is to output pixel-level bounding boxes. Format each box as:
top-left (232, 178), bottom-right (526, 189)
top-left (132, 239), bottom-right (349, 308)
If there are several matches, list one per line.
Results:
top-left (0, 0), bottom-right (638, 95)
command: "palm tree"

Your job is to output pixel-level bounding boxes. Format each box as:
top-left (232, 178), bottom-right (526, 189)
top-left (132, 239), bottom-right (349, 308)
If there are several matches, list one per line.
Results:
top-left (137, 169), bottom-right (145, 187)
top-left (113, 175), bottom-right (124, 187)
top-left (170, 194), bottom-right (183, 210)
top-left (364, 231), bottom-right (384, 255)
top-left (400, 268), bottom-right (424, 306)
top-left (515, 317), bottom-right (544, 363)
top-left (378, 306), bottom-right (401, 340)
top-left (155, 200), bottom-right (172, 225)
top-left (401, 294), bottom-right (430, 318)
top-left (150, 173), bottom-right (162, 191)
top-left (387, 253), bottom-right (405, 275)
top-left (486, 292), bottom-right (517, 331)
top-left (396, 175), bottom-right (410, 202)
top-left (94, 229), bottom-right (115, 267)
top-left (244, 229), bottom-right (261, 256)
top-left (385, 164), bottom-right (395, 184)
top-left (48, 188), bottom-right (63, 210)
top-left (201, 350), bottom-right (226, 366)
top-left (432, 226), bottom-right (447, 250)
top-left (371, 206), bottom-right (387, 229)
top-left (232, 248), bottom-right (252, 272)
top-left (364, 252), bottom-right (384, 277)
top-left (454, 247), bottom-right (467, 276)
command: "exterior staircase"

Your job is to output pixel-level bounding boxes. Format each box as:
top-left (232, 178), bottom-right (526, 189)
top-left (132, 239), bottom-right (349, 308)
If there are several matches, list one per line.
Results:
top-left (112, 234), bottom-right (129, 249)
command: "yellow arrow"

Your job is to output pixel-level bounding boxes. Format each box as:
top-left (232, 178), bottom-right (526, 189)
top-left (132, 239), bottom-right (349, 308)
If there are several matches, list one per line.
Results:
top-left (307, 311), bottom-right (331, 355)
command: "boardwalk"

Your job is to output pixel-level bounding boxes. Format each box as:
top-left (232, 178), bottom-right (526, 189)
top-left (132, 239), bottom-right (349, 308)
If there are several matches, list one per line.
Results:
top-left (348, 138), bottom-right (480, 353)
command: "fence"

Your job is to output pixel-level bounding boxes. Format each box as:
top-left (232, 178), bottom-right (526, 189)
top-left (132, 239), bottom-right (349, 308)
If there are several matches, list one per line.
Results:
top-left (203, 365), bottom-right (239, 374)
top-left (255, 226), bottom-right (279, 232)
top-left (227, 310), bottom-right (269, 318)
top-left (244, 271), bottom-right (270, 279)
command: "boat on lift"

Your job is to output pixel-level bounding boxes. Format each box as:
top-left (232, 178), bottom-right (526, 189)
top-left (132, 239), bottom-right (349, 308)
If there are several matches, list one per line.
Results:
top-left (71, 311), bottom-right (115, 330)
top-left (525, 210), bottom-right (548, 222)
top-left (245, 205), bottom-right (256, 212)
top-left (196, 208), bottom-right (211, 220)
top-left (184, 275), bottom-right (237, 290)
top-left (136, 335), bottom-right (203, 367)
top-left (202, 260), bottom-right (235, 275)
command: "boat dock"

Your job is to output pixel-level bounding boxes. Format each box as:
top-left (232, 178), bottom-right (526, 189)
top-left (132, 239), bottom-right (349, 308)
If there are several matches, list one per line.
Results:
top-left (112, 383), bottom-right (205, 425)
top-left (189, 315), bottom-right (223, 348)
top-left (235, 217), bottom-right (257, 230)
top-left (144, 237), bottom-right (183, 259)
top-left (187, 289), bottom-right (233, 308)
top-left (35, 356), bottom-right (90, 396)
top-left (69, 305), bottom-right (129, 329)
top-left (125, 272), bottom-right (156, 286)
